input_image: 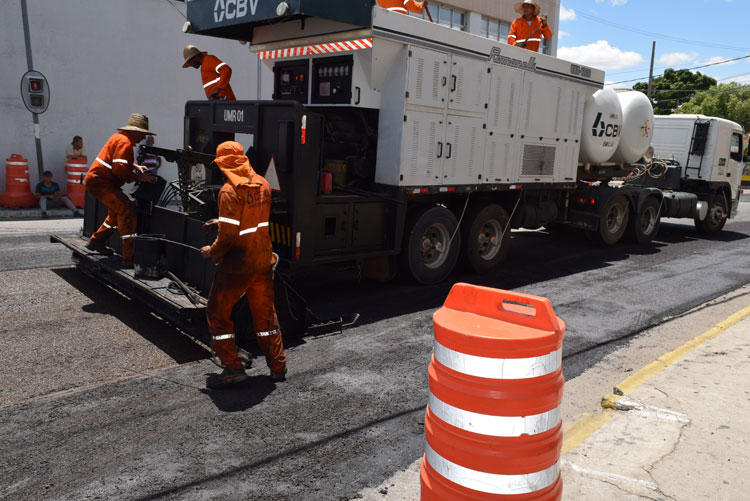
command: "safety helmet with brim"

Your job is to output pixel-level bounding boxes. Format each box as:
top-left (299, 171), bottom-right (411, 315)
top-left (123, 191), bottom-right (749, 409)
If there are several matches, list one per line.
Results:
top-left (514, 0), bottom-right (541, 16)
top-left (118, 113), bottom-right (156, 136)
top-left (182, 45), bottom-right (207, 68)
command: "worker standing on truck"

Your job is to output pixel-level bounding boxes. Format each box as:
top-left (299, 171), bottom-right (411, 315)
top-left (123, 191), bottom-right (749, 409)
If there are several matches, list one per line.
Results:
top-left (182, 45), bottom-right (236, 101)
top-left (376, 0), bottom-right (424, 15)
top-left (508, 1), bottom-right (552, 53)
top-left (200, 141), bottom-right (287, 389)
top-left (83, 114), bottom-right (158, 268)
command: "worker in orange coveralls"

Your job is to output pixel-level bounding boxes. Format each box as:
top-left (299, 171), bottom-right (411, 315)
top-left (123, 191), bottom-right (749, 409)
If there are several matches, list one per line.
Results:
top-left (84, 113), bottom-right (158, 268)
top-left (508, 0), bottom-right (552, 53)
top-left (182, 45), bottom-right (236, 101)
top-left (201, 141), bottom-right (287, 389)
top-left (376, 0), bottom-right (424, 15)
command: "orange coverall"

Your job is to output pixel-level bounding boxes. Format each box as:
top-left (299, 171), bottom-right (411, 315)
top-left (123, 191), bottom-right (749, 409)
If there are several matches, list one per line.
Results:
top-left (84, 132), bottom-right (139, 261)
top-left (205, 142), bottom-right (286, 374)
top-left (508, 16), bottom-right (552, 53)
top-left (376, 0), bottom-right (424, 15)
top-left (201, 54), bottom-right (236, 101)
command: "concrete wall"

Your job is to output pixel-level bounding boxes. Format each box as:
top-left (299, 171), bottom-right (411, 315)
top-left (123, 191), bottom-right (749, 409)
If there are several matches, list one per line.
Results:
top-left (0, 0), bottom-right (260, 191)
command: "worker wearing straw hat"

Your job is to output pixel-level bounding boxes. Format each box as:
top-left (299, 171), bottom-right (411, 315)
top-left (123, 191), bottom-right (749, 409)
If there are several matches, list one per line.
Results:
top-left (182, 45), bottom-right (236, 101)
top-left (83, 114), bottom-right (158, 268)
top-left (508, 1), bottom-right (552, 53)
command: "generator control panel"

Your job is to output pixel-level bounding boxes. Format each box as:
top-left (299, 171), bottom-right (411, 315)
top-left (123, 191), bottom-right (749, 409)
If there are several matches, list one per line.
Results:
top-left (274, 60), bottom-right (309, 104)
top-left (312, 55), bottom-right (354, 105)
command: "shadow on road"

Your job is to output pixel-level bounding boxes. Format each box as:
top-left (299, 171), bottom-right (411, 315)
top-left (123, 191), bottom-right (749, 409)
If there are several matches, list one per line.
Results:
top-left (200, 375), bottom-right (277, 412)
top-left (52, 267), bottom-right (208, 364)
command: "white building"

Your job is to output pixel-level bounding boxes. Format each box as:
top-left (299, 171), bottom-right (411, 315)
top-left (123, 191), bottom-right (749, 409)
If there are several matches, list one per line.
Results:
top-left (0, 0), bottom-right (559, 191)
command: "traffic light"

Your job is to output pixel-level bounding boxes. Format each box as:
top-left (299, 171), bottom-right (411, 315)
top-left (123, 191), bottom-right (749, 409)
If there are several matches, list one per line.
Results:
top-left (20, 71), bottom-right (49, 114)
top-left (28, 78), bottom-right (44, 93)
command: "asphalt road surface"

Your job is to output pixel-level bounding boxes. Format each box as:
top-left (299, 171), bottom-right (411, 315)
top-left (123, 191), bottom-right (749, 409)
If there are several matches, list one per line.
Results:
top-left (2, 199), bottom-right (750, 500)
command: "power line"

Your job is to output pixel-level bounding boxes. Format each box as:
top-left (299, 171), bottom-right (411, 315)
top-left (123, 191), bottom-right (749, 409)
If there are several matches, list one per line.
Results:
top-left (164, 0), bottom-right (187, 20)
top-left (573, 10), bottom-right (750, 52)
top-left (607, 55), bottom-right (750, 85)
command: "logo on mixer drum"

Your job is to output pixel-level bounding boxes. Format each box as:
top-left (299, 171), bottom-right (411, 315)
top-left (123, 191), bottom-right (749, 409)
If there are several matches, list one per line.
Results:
top-left (592, 112), bottom-right (620, 138)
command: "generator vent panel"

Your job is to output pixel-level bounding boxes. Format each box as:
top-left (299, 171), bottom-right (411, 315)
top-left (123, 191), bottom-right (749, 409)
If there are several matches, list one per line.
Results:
top-left (274, 60), bottom-right (309, 104)
top-left (521, 144), bottom-right (556, 178)
top-left (312, 55), bottom-right (354, 104)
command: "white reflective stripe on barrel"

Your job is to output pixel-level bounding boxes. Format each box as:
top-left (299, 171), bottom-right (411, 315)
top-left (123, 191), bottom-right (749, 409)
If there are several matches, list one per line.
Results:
top-left (14, 178), bottom-right (29, 182)
top-left (428, 394), bottom-right (561, 437)
top-left (433, 340), bottom-right (561, 380)
top-left (213, 334), bottom-right (235, 341)
top-left (6, 161), bottom-right (28, 166)
top-left (425, 443), bottom-right (559, 495)
top-left (67, 177), bottom-right (83, 184)
top-left (256, 328), bottom-right (280, 337)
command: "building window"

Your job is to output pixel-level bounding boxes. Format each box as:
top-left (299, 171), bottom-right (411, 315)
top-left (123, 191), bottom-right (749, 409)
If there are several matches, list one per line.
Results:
top-left (410, 2), bottom-right (466, 31)
top-left (480, 17), bottom-right (511, 42)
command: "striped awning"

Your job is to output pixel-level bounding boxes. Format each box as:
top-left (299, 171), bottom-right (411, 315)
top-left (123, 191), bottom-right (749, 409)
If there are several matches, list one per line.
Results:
top-left (257, 38), bottom-right (373, 60)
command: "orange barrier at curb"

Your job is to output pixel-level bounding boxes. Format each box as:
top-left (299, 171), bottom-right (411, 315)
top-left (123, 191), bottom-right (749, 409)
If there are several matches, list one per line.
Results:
top-left (65, 156), bottom-right (88, 208)
top-left (421, 283), bottom-right (565, 500)
top-left (0, 154), bottom-right (37, 208)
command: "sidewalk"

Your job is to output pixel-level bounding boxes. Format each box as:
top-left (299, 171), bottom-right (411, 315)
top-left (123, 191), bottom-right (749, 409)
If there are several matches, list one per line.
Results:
top-left (561, 313), bottom-right (750, 500)
top-left (0, 207), bottom-right (82, 220)
top-left (356, 302), bottom-right (750, 500)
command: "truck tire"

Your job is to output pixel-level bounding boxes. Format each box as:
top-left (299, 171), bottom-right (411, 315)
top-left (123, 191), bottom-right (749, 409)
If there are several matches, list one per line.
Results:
top-left (629, 196), bottom-right (661, 244)
top-left (463, 203), bottom-right (511, 274)
top-left (695, 192), bottom-right (728, 234)
top-left (400, 205), bottom-right (461, 284)
top-left (598, 194), bottom-right (629, 245)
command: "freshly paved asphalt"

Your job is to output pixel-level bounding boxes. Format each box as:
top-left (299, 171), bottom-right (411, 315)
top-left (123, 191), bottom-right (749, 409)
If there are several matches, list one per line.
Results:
top-left (1, 200), bottom-right (749, 500)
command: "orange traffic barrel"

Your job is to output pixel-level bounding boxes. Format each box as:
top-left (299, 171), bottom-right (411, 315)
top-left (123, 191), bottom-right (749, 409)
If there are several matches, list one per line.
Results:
top-left (65, 156), bottom-right (88, 208)
top-left (0, 154), bottom-right (38, 208)
top-left (421, 283), bottom-right (565, 500)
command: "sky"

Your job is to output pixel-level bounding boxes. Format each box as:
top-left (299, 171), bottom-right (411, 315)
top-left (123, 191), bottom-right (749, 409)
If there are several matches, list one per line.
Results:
top-left (556, 0), bottom-right (750, 89)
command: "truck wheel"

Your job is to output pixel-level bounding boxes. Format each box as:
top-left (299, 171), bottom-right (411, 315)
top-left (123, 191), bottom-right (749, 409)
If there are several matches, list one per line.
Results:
top-left (400, 206), bottom-right (460, 284)
top-left (463, 204), bottom-right (511, 274)
top-left (598, 195), bottom-right (629, 245)
top-left (629, 197), bottom-right (661, 244)
top-left (695, 192), bottom-right (728, 234)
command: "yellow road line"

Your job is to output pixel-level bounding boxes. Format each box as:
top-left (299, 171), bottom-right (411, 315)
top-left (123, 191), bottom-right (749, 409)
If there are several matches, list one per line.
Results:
top-left (614, 303), bottom-right (750, 395)
top-left (561, 411), bottom-right (615, 455)
top-left (563, 303), bottom-right (750, 454)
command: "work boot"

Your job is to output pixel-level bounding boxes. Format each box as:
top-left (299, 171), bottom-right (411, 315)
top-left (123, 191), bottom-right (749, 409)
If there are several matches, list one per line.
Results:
top-left (120, 259), bottom-right (134, 269)
top-left (73, 210), bottom-right (83, 217)
top-left (270, 368), bottom-right (287, 382)
top-left (85, 240), bottom-right (114, 256)
top-left (41, 211), bottom-right (48, 219)
top-left (206, 369), bottom-right (250, 389)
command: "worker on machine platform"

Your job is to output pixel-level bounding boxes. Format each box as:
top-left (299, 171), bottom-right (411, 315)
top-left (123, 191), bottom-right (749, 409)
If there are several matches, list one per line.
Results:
top-left (182, 45), bottom-right (236, 101)
top-left (200, 141), bottom-right (287, 389)
top-left (83, 114), bottom-right (158, 268)
top-left (376, 0), bottom-right (425, 15)
top-left (508, 0), bottom-right (552, 53)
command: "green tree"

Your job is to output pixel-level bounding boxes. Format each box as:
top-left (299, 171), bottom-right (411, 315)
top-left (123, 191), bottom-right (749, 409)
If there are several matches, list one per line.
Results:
top-left (633, 68), bottom-right (716, 115)
top-left (678, 83), bottom-right (750, 131)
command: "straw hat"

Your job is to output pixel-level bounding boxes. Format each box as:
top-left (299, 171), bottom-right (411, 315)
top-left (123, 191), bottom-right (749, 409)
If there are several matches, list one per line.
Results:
top-left (182, 45), bottom-right (206, 68)
top-left (514, 0), bottom-right (541, 15)
top-left (118, 113), bottom-right (156, 136)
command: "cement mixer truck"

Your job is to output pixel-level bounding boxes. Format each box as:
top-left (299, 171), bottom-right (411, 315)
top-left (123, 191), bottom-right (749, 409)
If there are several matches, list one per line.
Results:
top-left (57, 2), bottom-right (745, 307)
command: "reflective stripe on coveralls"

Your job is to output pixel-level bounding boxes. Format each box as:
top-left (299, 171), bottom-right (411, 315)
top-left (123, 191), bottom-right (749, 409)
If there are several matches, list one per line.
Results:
top-left (507, 16), bottom-right (552, 52)
top-left (201, 54), bottom-right (236, 100)
top-left (205, 141), bottom-right (286, 373)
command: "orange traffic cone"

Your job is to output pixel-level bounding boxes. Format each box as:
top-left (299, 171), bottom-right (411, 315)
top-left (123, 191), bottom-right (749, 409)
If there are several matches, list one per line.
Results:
top-left (421, 284), bottom-right (565, 500)
top-left (65, 156), bottom-right (88, 208)
top-left (0, 154), bottom-right (38, 208)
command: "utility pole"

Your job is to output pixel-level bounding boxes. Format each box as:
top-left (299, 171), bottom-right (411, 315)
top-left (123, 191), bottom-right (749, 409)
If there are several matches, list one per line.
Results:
top-left (20, 0), bottom-right (44, 180)
top-left (647, 41), bottom-right (656, 102)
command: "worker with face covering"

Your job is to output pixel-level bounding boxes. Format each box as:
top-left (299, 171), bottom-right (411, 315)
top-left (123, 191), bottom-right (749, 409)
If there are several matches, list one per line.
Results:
top-left (201, 141), bottom-right (287, 389)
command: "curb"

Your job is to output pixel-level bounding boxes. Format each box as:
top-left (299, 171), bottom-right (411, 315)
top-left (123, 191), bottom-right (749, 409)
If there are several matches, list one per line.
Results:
top-left (562, 303), bottom-right (750, 454)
